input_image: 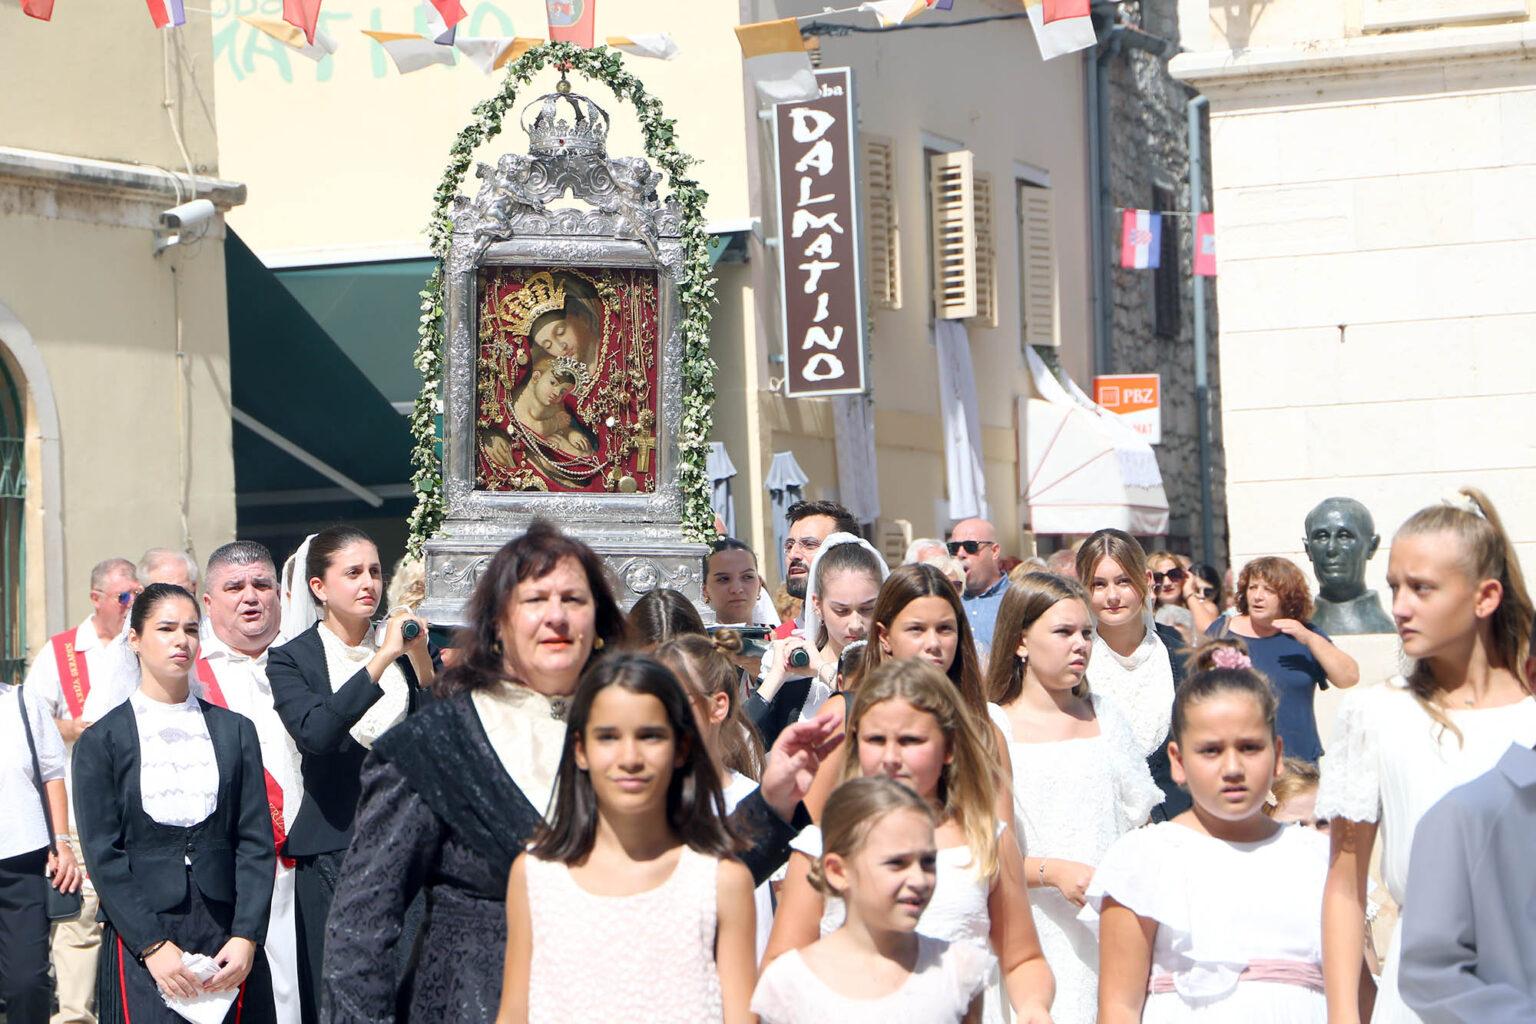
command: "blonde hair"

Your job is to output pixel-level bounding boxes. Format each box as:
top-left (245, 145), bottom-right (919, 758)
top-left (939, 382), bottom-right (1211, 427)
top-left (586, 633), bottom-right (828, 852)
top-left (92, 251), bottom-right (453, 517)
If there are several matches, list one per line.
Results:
top-left (1395, 487), bottom-right (1535, 742)
top-left (1265, 757), bottom-right (1321, 817)
top-left (843, 659), bottom-right (1002, 882)
top-left (985, 573), bottom-right (1092, 704)
top-left (656, 631), bottom-right (765, 781)
top-left (1074, 529), bottom-right (1151, 605)
top-left (807, 776), bottom-right (936, 896)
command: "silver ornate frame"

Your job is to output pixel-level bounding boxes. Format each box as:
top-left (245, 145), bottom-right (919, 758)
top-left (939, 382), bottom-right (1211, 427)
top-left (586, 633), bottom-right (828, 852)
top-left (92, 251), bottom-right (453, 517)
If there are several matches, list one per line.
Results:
top-left (421, 87), bottom-right (707, 624)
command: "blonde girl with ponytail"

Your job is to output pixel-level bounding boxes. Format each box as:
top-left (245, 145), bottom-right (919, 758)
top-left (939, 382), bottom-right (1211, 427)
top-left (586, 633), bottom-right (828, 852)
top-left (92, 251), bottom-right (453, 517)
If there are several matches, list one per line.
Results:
top-left (1317, 487), bottom-right (1536, 1024)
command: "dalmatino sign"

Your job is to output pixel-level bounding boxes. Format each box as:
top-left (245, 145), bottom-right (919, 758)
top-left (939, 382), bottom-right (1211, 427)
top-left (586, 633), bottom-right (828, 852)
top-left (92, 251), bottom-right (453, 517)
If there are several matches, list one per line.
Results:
top-left (772, 67), bottom-right (867, 398)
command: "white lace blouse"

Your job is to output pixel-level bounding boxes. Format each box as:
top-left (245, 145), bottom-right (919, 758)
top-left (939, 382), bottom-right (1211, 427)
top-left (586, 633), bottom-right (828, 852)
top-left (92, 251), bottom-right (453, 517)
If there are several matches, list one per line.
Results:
top-left (317, 622), bottom-right (409, 750)
top-left (130, 690), bottom-right (218, 828)
top-left (1086, 622), bottom-right (1175, 758)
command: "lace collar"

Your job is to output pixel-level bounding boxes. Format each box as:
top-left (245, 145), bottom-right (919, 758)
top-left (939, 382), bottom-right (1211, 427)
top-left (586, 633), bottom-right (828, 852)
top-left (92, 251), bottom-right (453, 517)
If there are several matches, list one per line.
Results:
top-left (1095, 616), bottom-right (1160, 673)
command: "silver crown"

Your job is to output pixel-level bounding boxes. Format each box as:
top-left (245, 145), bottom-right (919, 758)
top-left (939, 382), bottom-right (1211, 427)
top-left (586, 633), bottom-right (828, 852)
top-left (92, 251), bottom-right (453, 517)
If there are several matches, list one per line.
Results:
top-left (521, 89), bottom-right (610, 159)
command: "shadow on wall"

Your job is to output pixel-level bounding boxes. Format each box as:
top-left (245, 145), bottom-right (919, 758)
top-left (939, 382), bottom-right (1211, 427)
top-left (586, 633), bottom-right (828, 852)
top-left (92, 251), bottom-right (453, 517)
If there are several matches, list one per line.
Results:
top-left (1208, 0), bottom-right (1272, 51)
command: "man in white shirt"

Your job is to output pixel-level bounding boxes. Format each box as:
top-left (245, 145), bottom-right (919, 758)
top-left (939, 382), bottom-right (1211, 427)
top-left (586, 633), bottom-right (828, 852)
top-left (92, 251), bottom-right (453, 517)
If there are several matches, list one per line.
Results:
top-left (195, 541), bottom-right (303, 1024)
top-left (23, 557), bottom-right (141, 1024)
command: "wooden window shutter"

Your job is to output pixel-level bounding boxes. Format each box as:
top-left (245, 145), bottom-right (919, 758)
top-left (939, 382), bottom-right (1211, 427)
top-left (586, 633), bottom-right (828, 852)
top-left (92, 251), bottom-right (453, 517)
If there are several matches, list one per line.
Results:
top-left (877, 518), bottom-right (913, 567)
top-left (1018, 184), bottom-right (1057, 346)
top-left (862, 136), bottom-right (901, 309)
top-left (969, 172), bottom-right (998, 328)
top-left (928, 150), bottom-right (978, 320)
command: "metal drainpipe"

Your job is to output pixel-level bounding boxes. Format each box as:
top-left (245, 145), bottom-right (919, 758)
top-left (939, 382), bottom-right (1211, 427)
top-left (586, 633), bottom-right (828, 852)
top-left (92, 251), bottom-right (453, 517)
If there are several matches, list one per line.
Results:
top-left (1188, 94), bottom-right (1215, 563)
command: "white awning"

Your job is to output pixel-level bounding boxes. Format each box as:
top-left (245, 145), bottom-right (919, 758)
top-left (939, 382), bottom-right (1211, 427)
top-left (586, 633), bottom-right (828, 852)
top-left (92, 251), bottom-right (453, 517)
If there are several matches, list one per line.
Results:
top-left (1020, 349), bottom-right (1170, 536)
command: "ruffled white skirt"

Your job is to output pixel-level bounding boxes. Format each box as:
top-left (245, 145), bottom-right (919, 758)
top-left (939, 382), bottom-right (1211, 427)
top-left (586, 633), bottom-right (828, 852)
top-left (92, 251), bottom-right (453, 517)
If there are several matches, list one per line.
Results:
top-left (1142, 980), bottom-right (1326, 1023)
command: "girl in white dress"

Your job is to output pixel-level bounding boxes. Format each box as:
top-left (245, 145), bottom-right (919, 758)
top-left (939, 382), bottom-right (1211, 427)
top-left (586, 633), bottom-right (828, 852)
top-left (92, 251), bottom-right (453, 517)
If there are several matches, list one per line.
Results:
top-left (1091, 640), bottom-right (1330, 1023)
top-left (766, 658), bottom-right (1055, 1023)
top-left (753, 776), bottom-right (995, 1024)
top-left (985, 572), bottom-right (1162, 1024)
top-left (497, 655), bottom-right (757, 1024)
top-left (1318, 487), bottom-right (1536, 1024)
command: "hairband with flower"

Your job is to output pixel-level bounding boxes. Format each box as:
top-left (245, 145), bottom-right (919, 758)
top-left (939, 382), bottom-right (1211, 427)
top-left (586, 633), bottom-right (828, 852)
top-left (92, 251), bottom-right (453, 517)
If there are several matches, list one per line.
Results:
top-left (1210, 646), bottom-right (1252, 671)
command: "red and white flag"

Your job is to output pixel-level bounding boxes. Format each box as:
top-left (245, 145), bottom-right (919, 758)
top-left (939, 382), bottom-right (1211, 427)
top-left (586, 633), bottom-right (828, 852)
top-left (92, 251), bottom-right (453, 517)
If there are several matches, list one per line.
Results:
top-left (1023, 0), bottom-right (1095, 59)
top-left (1194, 212), bottom-right (1217, 276)
top-left (546, 0), bottom-right (595, 48)
top-left (1043, 0), bottom-right (1089, 22)
top-left (1120, 210), bottom-right (1162, 270)
top-left (21, 0), bottom-right (55, 21)
top-left (145, 0), bottom-right (185, 28)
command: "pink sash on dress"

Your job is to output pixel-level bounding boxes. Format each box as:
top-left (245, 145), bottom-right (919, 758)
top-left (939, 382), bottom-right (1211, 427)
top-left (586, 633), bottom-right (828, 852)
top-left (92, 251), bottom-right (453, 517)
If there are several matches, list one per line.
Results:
top-left (1149, 959), bottom-right (1324, 995)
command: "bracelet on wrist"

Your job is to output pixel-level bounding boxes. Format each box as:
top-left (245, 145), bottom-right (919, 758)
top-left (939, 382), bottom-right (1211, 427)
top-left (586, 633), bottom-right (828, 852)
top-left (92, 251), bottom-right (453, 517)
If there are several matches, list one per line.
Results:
top-left (140, 939), bottom-right (169, 961)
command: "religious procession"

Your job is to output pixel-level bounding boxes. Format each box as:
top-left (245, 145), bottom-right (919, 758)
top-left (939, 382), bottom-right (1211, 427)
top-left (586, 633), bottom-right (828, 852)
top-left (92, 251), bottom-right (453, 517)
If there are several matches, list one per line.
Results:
top-left (1, 1), bottom-right (1532, 1023)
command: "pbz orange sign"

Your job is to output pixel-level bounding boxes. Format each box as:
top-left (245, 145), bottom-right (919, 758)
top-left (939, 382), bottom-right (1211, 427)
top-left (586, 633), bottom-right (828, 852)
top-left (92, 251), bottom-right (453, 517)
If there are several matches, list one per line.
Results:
top-left (1093, 374), bottom-right (1161, 445)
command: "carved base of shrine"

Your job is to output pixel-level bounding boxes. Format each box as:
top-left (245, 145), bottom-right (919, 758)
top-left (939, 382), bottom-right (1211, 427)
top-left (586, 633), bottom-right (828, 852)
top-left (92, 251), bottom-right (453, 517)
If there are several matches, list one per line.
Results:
top-left (420, 531), bottom-right (708, 626)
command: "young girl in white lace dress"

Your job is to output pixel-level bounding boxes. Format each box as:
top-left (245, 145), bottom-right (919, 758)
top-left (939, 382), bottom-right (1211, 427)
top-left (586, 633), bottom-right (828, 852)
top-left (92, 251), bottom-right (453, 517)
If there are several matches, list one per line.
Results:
top-left (765, 659), bottom-right (1055, 1023)
top-left (496, 655), bottom-right (757, 1024)
top-left (1317, 488), bottom-right (1536, 1024)
top-left (984, 572), bottom-right (1162, 1024)
top-left (1090, 640), bottom-right (1330, 1022)
top-left (752, 776), bottom-right (995, 1024)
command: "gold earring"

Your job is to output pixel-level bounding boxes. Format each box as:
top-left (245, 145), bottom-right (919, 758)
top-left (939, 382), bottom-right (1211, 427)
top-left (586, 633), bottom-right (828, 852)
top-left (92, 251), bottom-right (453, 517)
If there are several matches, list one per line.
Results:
top-left (593, 636), bottom-right (605, 650)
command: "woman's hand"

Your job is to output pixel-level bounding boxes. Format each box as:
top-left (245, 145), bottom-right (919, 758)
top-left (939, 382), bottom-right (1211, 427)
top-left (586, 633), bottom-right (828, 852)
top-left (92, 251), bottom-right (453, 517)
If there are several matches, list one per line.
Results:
top-left (758, 707), bottom-right (844, 823)
top-left (1045, 860), bottom-right (1095, 908)
top-left (376, 607), bottom-right (428, 662)
top-left (145, 942), bottom-right (201, 1001)
top-left (47, 841), bottom-right (81, 894)
top-left (204, 937), bottom-right (257, 992)
top-left (757, 634), bottom-right (816, 703)
top-left (1271, 617), bottom-right (1314, 645)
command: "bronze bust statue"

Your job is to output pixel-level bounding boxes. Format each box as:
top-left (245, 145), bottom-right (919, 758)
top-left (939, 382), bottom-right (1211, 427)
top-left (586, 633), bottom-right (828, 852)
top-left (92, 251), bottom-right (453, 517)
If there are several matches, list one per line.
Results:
top-left (1303, 497), bottom-right (1395, 635)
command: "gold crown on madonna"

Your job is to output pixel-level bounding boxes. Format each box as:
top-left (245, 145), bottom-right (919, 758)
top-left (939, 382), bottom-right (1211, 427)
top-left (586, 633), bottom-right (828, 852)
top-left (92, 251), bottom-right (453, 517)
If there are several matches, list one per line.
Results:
top-left (504, 272), bottom-right (566, 336)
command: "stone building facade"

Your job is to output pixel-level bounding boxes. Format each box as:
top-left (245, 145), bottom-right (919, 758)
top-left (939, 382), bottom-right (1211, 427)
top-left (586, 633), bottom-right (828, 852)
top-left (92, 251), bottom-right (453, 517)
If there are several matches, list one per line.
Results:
top-left (1100, 0), bottom-right (1229, 564)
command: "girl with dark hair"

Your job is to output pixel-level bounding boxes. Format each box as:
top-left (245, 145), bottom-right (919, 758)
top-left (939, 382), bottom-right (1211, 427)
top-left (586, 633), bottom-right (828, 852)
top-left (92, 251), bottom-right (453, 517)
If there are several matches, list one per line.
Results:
top-left (496, 654), bottom-right (756, 1023)
top-left (1092, 640), bottom-right (1332, 1023)
top-left (984, 572), bottom-right (1160, 1024)
top-left (627, 587), bottom-right (707, 649)
top-left (75, 584), bottom-right (277, 1023)
top-left (1318, 488), bottom-right (1536, 1024)
top-left (266, 526), bottom-right (432, 1021)
top-left (702, 538), bottom-right (770, 627)
top-left (322, 520), bottom-right (840, 1022)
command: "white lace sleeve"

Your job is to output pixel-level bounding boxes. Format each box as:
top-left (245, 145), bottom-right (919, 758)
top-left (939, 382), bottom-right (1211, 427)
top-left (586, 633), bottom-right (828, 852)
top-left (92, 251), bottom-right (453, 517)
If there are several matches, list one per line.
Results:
top-left (1097, 694), bottom-right (1162, 829)
top-left (1315, 687), bottom-right (1381, 824)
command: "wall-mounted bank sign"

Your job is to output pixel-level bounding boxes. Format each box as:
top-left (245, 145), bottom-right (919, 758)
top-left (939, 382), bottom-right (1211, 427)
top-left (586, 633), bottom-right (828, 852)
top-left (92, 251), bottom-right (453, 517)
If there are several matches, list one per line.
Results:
top-left (773, 67), bottom-right (867, 398)
top-left (1093, 373), bottom-right (1162, 445)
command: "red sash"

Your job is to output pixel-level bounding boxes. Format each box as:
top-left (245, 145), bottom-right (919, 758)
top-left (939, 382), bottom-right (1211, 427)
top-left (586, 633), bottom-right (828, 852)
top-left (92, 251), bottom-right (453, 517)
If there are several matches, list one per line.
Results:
top-left (193, 658), bottom-right (295, 869)
top-left (51, 630), bottom-right (91, 719)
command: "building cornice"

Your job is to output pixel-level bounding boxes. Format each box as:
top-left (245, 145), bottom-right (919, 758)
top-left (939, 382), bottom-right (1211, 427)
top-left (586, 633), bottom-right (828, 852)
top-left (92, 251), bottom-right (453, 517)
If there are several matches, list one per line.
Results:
top-left (1171, 19), bottom-right (1536, 95)
top-left (0, 146), bottom-right (246, 209)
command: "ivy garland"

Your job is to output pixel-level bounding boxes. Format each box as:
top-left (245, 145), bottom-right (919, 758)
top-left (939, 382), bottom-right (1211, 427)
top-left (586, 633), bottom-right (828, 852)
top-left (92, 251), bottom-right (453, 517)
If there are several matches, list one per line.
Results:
top-left (406, 42), bottom-right (718, 556)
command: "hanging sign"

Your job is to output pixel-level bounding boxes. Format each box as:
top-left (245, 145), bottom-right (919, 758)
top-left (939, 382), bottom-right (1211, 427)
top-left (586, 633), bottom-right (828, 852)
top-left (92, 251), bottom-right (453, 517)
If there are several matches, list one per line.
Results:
top-left (1093, 373), bottom-right (1161, 445)
top-left (773, 67), bottom-right (867, 398)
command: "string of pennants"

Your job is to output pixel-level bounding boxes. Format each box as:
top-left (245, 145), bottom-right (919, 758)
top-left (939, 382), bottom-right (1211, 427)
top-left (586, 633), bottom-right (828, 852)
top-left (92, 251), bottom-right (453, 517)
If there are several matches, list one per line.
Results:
top-left (1120, 209), bottom-right (1217, 277)
top-left (15, 0), bottom-right (679, 75)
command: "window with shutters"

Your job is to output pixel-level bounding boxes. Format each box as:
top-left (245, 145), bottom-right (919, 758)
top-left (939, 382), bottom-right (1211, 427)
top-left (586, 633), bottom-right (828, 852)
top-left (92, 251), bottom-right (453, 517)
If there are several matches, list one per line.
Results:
top-left (1153, 186), bottom-right (1180, 340)
top-left (1016, 182), bottom-right (1057, 347)
top-left (970, 173), bottom-right (998, 328)
top-left (862, 136), bottom-right (901, 310)
top-left (928, 150), bottom-right (978, 320)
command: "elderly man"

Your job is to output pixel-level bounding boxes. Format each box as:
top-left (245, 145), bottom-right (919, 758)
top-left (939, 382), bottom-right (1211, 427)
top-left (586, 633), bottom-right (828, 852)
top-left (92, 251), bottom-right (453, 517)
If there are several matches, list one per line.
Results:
top-left (23, 558), bottom-right (142, 1024)
top-left (137, 546), bottom-right (199, 594)
top-left (1302, 497), bottom-right (1395, 634)
top-left (196, 541), bottom-right (303, 1024)
top-left (903, 537), bottom-right (946, 564)
top-left (950, 517), bottom-right (1008, 655)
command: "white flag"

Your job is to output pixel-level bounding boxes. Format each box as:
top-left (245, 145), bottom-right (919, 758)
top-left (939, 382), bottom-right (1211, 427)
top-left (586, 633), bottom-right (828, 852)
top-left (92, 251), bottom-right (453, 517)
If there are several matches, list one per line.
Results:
top-left (362, 30), bottom-right (455, 74)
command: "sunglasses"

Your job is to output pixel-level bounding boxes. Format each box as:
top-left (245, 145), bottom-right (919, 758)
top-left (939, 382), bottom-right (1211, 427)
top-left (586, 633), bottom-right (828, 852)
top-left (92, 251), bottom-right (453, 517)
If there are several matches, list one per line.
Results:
top-left (114, 589), bottom-right (143, 607)
top-left (1198, 586), bottom-right (1218, 601)
top-left (1152, 568), bottom-right (1187, 586)
top-left (947, 540), bottom-right (993, 556)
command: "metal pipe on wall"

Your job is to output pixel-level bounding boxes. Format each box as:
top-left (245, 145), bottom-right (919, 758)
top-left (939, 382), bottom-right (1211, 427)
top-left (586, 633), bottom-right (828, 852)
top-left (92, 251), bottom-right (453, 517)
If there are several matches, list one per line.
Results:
top-left (1188, 94), bottom-right (1215, 563)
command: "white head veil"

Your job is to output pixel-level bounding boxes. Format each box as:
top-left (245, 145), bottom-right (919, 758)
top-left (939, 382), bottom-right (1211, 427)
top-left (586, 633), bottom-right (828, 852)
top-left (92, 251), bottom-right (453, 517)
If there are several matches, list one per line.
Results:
top-left (277, 533), bottom-right (319, 644)
top-left (802, 532), bottom-right (891, 649)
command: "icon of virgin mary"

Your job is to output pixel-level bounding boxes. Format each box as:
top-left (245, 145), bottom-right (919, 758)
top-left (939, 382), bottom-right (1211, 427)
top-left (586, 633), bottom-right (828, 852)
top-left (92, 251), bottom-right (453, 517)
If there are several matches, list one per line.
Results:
top-left (522, 270), bottom-right (604, 376)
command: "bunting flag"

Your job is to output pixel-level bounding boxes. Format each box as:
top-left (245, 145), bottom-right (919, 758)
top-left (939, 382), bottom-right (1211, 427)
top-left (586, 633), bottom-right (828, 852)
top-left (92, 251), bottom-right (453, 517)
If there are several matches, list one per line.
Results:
top-left (1194, 212), bottom-right (1217, 276)
top-left (734, 18), bottom-right (819, 105)
top-left (546, 0), bottom-right (595, 48)
top-left (860, 0), bottom-right (928, 27)
top-left (422, 0), bottom-right (456, 45)
top-left (21, 0), bottom-right (56, 21)
top-left (606, 33), bottom-right (679, 60)
top-left (1120, 209), bottom-right (1162, 269)
top-left (456, 36), bottom-right (540, 73)
top-left (362, 30), bottom-right (456, 73)
top-left (241, 16), bottom-right (339, 62)
top-left (427, 0), bottom-right (465, 32)
top-left (933, 0), bottom-right (954, 8)
top-left (1023, 0), bottom-right (1095, 60)
top-left (283, 0), bottom-right (322, 45)
top-left (1043, 0), bottom-right (1089, 22)
top-left (145, 0), bottom-right (185, 29)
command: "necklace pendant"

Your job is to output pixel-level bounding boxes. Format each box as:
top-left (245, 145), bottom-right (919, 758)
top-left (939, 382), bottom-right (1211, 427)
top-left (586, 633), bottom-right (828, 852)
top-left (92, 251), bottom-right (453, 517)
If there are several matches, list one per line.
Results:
top-left (548, 697), bottom-right (569, 722)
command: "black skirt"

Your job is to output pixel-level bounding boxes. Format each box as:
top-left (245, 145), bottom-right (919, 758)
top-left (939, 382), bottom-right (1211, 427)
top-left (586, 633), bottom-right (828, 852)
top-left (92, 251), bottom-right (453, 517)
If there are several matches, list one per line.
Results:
top-left (97, 868), bottom-right (275, 1024)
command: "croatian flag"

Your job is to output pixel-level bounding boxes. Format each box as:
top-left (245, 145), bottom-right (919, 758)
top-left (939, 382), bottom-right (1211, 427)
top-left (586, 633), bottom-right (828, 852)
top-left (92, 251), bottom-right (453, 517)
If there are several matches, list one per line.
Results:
top-left (146, 0), bottom-right (185, 28)
top-left (1120, 209), bottom-right (1162, 270)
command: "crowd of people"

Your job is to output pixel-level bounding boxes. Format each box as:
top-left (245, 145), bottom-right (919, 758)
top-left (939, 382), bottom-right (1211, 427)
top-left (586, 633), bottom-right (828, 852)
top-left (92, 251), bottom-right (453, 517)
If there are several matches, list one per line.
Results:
top-left (1, 487), bottom-right (1532, 1023)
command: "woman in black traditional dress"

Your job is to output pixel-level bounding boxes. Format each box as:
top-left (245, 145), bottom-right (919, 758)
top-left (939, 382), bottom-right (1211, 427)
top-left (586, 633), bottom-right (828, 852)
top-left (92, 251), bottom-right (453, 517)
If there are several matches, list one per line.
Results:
top-left (75, 584), bottom-right (276, 1023)
top-left (322, 521), bottom-right (842, 1022)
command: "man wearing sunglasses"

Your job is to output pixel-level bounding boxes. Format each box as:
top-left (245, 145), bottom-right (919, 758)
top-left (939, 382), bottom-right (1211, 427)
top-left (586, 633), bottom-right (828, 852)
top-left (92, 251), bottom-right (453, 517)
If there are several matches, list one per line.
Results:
top-left (949, 518), bottom-right (1008, 655)
top-left (22, 556), bottom-right (144, 1024)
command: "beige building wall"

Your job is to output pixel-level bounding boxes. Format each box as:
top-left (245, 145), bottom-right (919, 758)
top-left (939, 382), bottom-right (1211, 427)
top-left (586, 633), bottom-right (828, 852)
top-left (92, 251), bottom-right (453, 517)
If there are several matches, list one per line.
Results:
top-left (0, 6), bottom-right (238, 647)
top-left (1173, 0), bottom-right (1536, 684)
